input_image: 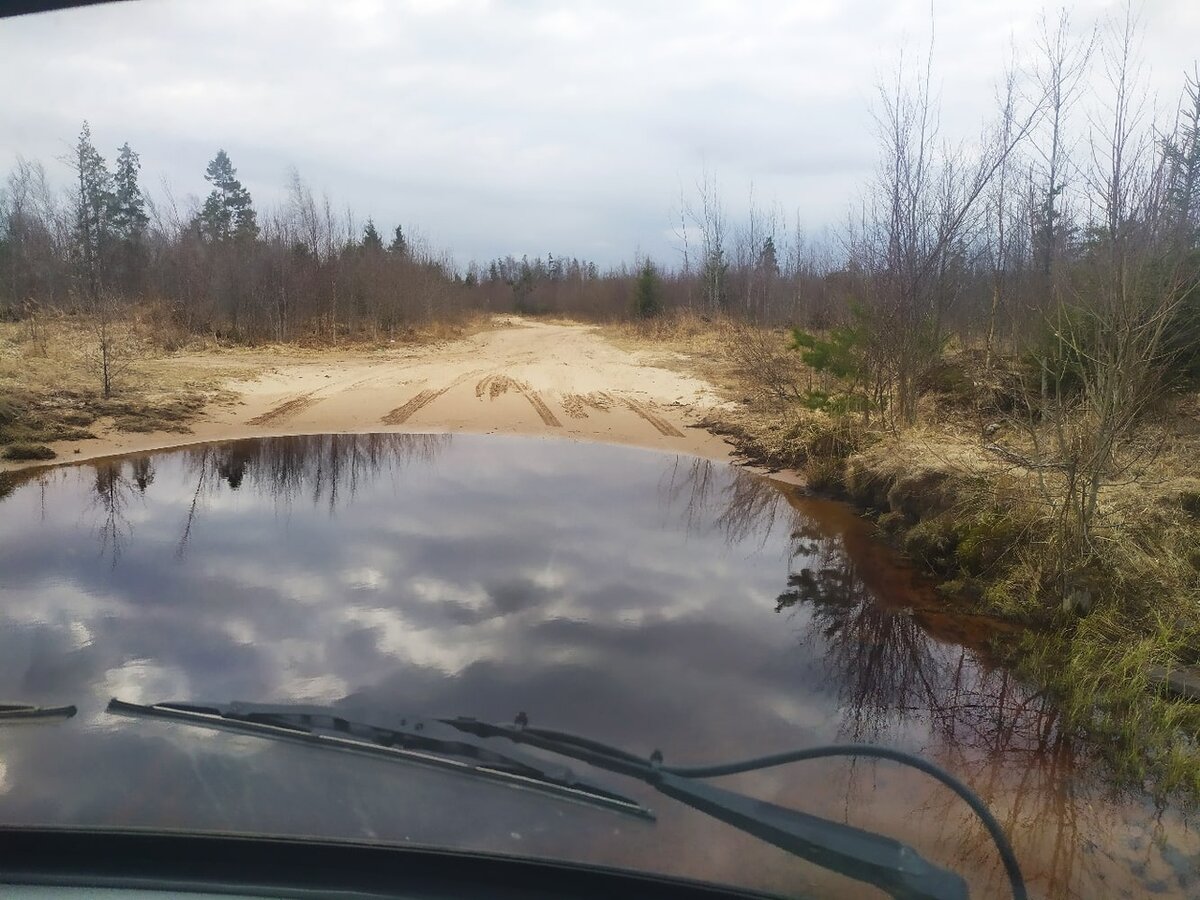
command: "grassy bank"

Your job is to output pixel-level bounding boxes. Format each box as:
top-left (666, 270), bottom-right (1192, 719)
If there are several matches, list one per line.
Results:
top-left (612, 312), bottom-right (1200, 802)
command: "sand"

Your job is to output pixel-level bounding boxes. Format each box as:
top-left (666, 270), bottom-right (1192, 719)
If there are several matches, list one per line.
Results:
top-left (11, 318), bottom-right (740, 468)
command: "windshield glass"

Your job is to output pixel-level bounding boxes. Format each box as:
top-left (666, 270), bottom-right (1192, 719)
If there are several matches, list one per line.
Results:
top-left (1, 3), bottom-right (1198, 900)
top-left (0, 435), bottom-right (1193, 898)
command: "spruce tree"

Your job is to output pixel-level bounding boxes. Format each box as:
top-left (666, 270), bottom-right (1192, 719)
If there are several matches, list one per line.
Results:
top-left (361, 219), bottom-right (384, 252)
top-left (72, 121), bottom-right (114, 300)
top-left (388, 224), bottom-right (407, 256)
top-left (758, 236), bottom-right (779, 276)
top-left (110, 142), bottom-right (147, 241)
top-left (632, 260), bottom-right (663, 318)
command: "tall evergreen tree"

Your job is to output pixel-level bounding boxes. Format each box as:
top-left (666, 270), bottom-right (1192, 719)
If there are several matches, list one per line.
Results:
top-left (388, 225), bottom-right (408, 256)
top-left (758, 236), bottom-right (779, 276)
top-left (110, 142), bottom-right (147, 241)
top-left (109, 142), bottom-right (148, 293)
top-left (71, 121), bottom-right (114, 300)
top-left (632, 260), bottom-right (663, 318)
top-left (198, 149), bottom-right (258, 242)
top-left (388, 224), bottom-right (407, 257)
top-left (361, 219), bottom-right (383, 252)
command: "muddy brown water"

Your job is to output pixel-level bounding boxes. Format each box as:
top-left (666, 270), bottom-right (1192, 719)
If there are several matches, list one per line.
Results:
top-left (0, 434), bottom-right (1195, 898)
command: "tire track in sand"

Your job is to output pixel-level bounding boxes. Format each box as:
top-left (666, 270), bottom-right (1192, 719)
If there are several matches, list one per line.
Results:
top-left (475, 374), bottom-right (561, 427)
top-left (618, 395), bottom-right (684, 437)
top-left (382, 369), bottom-right (482, 425)
top-left (249, 375), bottom-right (382, 427)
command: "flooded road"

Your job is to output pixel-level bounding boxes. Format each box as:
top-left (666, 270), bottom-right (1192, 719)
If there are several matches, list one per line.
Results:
top-left (0, 434), bottom-right (1195, 898)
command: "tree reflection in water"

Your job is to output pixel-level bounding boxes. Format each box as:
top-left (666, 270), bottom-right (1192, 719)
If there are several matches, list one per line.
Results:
top-left (91, 460), bottom-right (141, 564)
top-left (70, 434), bottom-right (450, 561)
top-left (662, 457), bottom-right (1175, 898)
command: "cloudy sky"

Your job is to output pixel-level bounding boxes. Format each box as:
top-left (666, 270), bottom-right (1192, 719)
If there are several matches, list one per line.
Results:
top-left (1, 0), bottom-right (1197, 267)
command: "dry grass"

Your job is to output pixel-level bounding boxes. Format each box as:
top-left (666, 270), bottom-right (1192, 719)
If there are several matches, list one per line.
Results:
top-left (0, 314), bottom-right (246, 457)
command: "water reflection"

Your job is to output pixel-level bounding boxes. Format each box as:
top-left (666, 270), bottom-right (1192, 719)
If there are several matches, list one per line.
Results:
top-left (0, 435), bottom-right (1194, 899)
top-left (654, 454), bottom-right (1195, 898)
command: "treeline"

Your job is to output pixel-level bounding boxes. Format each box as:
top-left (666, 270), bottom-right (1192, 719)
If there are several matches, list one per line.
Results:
top-left (0, 125), bottom-right (483, 342)
top-left (1, 13), bottom-right (1197, 375)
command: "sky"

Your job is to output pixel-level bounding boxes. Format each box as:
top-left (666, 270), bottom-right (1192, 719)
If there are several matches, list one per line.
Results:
top-left (1, 0), bottom-right (1198, 268)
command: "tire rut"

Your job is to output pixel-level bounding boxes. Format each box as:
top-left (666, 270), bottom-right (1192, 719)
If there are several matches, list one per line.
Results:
top-left (382, 369), bottom-right (481, 425)
top-left (247, 393), bottom-right (318, 426)
top-left (475, 374), bottom-right (561, 427)
top-left (619, 396), bottom-right (684, 437)
top-left (248, 375), bottom-right (383, 427)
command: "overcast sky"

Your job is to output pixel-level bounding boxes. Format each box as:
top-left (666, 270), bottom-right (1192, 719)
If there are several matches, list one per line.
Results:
top-left (1, 0), bottom-right (1197, 267)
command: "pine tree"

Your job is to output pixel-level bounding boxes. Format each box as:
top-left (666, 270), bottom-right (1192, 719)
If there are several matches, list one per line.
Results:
top-left (198, 149), bottom-right (258, 242)
top-left (110, 143), bottom-right (147, 241)
top-left (361, 219), bottom-right (384, 252)
top-left (388, 224), bottom-right (408, 256)
top-left (71, 121), bottom-right (114, 300)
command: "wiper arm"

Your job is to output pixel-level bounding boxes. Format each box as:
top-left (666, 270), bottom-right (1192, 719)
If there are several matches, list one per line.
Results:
top-left (109, 700), bottom-right (1027, 900)
top-left (447, 714), bottom-right (1027, 900)
top-left (0, 703), bottom-right (77, 723)
top-left (106, 699), bottom-right (652, 821)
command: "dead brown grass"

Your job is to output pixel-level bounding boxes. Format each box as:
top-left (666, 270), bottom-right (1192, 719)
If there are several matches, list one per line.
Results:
top-left (0, 315), bottom-right (246, 455)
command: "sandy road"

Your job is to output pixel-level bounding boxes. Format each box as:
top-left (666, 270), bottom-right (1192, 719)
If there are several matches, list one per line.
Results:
top-left (32, 318), bottom-right (736, 466)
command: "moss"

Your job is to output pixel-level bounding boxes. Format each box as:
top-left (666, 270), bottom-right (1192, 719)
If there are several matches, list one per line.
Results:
top-left (112, 413), bottom-right (192, 434)
top-left (1, 442), bottom-right (56, 460)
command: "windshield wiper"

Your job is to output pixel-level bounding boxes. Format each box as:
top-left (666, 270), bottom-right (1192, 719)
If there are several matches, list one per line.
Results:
top-left (108, 700), bottom-right (1026, 900)
top-left (106, 699), bottom-right (652, 821)
top-left (0, 703), bottom-right (76, 722)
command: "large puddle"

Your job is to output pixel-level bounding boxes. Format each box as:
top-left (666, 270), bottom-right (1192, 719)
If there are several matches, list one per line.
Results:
top-left (0, 434), bottom-right (1194, 898)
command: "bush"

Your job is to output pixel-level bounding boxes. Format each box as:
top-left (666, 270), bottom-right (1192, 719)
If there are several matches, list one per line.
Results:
top-left (2, 443), bottom-right (56, 461)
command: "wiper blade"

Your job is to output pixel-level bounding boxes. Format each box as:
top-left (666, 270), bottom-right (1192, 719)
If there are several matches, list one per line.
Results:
top-left (0, 703), bottom-right (77, 723)
top-left (106, 698), bottom-right (652, 821)
top-left (110, 701), bottom-right (1027, 900)
top-left (447, 715), bottom-right (1026, 900)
